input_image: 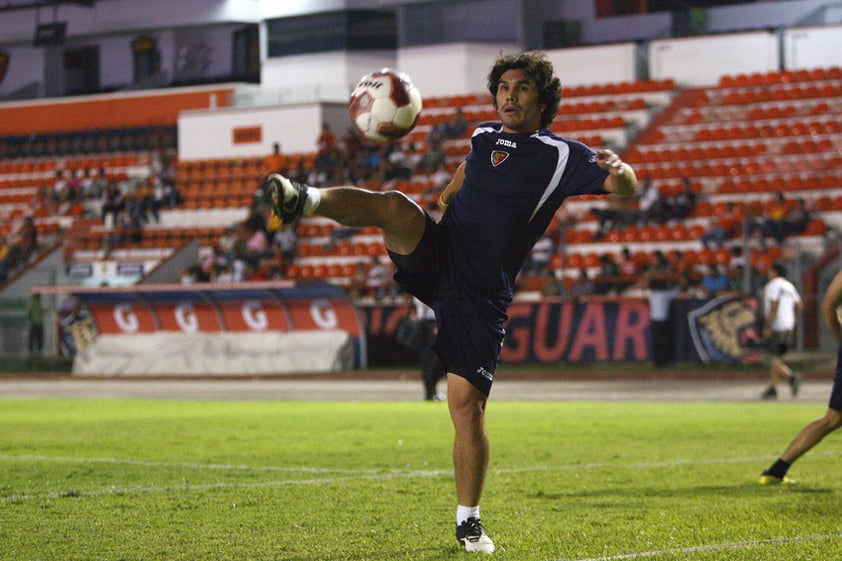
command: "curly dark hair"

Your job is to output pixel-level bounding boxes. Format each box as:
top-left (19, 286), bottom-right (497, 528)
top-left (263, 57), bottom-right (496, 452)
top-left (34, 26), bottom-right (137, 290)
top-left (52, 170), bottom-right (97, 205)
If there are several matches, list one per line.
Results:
top-left (487, 50), bottom-right (561, 130)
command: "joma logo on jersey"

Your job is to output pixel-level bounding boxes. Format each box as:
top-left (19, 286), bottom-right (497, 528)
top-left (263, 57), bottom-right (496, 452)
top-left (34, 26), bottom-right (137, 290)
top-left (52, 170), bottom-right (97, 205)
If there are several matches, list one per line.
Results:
top-left (491, 150), bottom-right (509, 167)
top-left (496, 138), bottom-right (517, 148)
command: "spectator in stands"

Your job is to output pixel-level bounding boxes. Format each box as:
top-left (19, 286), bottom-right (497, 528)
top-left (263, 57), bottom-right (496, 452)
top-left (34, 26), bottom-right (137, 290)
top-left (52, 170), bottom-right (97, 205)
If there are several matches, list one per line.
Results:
top-left (272, 222), bottom-right (298, 273)
top-left (670, 250), bottom-right (696, 292)
top-left (595, 253), bottom-right (621, 295)
top-left (218, 225), bottom-right (241, 263)
top-left (619, 246), bottom-right (639, 277)
top-left (79, 168), bottom-right (96, 199)
top-left (13, 216), bottom-right (39, 263)
top-left (383, 142), bottom-right (417, 189)
top-left (701, 201), bottom-right (740, 249)
top-left (524, 234), bottom-right (554, 276)
top-left (568, 268), bottom-right (595, 301)
top-left (242, 222), bottom-right (270, 268)
top-left (316, 122), bottom-right (337, 178)
top-left (137, 178), bottom-right (159, 224)
top-left (700, 264), bottom-right (729, 297)
top-left (180, 264), bottom-right (204, 284)
top-left (592, 193), bottom-right (634, 239)
top-left (637, 179), bottom-right (669, 225)
top-left (670, 177), bottom-right (696, 220)
top-left (782, 197), bottom-right (812, 240)
top-left (418, 139), bottom-right (446, 174)
top-left (366, 255), bottom-right (398, 301)
top-left (264, 142), bottom-right (287, 177)
top-left (350, 260), bottom-right (370, 299)
top-left (754, 191), bottom-right (790, 245)
top-left (430, 107), bottom-right (469, 142)
top-left (539, 270), bottom-right (563, 297)
top-left (317, 122), bottom-right (337, 157)
top-left (158, 156), bottom-right (177, 189)
top-left (100, 181), bottom-right (124, 227)
top-left (289, 159), bottom-right (310, 185)
top-left (728, 263), bottom-right (747, 293)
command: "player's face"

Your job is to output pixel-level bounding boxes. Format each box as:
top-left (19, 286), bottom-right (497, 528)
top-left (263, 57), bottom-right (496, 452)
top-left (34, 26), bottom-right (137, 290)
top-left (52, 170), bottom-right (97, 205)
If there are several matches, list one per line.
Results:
top-left (495, 68), bottom-right (545, 134)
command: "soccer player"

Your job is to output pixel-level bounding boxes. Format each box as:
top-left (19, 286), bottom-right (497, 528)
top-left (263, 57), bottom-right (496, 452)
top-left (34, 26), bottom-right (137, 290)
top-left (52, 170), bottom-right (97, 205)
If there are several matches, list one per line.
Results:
top-left (264, 50), bottom-right (637, 553)
top-left (759, 262), bottom-right (804, 400)
top-left (760, 268), bottom-right (842, 484)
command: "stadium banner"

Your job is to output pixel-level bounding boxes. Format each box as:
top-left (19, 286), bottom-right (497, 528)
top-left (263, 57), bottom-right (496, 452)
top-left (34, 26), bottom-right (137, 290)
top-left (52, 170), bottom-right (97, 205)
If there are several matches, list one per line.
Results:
top-left (38, 281), bottom-right (366, 375)
top-left (361, 296), bottom-right (761, 365)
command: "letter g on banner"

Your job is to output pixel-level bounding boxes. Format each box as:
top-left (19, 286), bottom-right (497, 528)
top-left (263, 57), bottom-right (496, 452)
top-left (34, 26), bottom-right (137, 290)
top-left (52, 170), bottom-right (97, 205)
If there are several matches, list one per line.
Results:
top-left (242, 300), bottom-right (268, 331)
top-left (311, 299), bottom-right (337, 329)
top-left (114, 303), bottom-right (139, 333)
top-left (175, 302), bottom-right (198, 332)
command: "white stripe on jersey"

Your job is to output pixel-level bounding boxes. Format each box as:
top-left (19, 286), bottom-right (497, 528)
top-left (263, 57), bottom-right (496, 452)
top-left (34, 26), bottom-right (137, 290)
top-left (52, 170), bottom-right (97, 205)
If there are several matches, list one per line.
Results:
top-left (529, 133), bottom-right (570, 222)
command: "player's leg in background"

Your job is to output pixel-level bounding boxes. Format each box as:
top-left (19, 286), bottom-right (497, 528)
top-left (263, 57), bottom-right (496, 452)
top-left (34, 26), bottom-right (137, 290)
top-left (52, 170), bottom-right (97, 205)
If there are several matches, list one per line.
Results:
top-left (781, 408), bottom-right (842, 463)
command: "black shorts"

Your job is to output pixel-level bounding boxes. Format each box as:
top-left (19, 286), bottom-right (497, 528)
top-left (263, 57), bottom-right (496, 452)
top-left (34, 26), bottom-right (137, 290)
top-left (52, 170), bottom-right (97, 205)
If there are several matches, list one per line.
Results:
top-left (828, 344), bottom-right (842, 411)
top-left (767, 330), bottom-right (794, 356)
top-left (388, 214), bottom-right (505, 396)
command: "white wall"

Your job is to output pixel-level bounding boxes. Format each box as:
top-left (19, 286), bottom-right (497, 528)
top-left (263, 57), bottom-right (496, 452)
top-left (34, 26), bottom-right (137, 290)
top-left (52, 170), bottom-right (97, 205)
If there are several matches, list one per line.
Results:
top-left (649, 31), bottom-right (779, 87)
top-left (0, 0), bottom-right (259, 46)
top-left (545, 43), bottom-right (637, 87)
top-left (784, 24), bottom-right (842, 70)
top-left (0, 44), bottom-right (43, 97)
top-left (260, 50), bottom-right (395, 104)
top-left (398, 42), bottom-right (518, 97)
top-left (178, 102), bottom-right (347, 158)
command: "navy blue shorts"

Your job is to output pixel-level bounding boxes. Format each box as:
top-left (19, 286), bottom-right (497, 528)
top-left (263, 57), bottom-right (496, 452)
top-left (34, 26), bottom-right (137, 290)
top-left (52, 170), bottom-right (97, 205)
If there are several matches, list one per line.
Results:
top-left (388, 215), bottom-right (505, 396)
top-left (828, 344), bottom-right (842, 411)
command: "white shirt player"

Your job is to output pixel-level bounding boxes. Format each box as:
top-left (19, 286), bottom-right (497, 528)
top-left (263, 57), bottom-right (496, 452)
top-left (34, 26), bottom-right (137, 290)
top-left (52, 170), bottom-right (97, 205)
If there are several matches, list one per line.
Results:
top-left (764, 276), bottom-right (802, 332)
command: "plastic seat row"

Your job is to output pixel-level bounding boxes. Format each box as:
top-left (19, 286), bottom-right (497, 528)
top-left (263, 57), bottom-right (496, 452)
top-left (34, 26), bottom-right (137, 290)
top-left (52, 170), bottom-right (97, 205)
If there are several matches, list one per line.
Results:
top-left (719, 67), bottom-right (842, 88)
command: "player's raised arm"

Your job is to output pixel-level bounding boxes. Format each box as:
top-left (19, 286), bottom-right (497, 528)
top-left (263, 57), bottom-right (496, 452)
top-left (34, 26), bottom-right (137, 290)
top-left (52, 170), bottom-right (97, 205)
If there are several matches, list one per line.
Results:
top-left (438, 160), bottom-right (466, 209)
top-left (596, 149), bottom-right (637, 196)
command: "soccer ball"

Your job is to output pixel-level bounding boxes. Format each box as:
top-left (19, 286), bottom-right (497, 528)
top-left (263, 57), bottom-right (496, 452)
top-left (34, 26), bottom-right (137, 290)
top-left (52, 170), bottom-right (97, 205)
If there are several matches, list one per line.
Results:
top-left (349, 69), bottom-right (423, 143)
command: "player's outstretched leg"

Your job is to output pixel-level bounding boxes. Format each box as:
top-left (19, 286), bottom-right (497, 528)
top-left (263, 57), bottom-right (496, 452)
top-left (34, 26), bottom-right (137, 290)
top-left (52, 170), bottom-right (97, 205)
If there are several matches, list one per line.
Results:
top-left (264, 173), bottom-right (315, 223)
top-left (456, 517), bottom-right (495, 554)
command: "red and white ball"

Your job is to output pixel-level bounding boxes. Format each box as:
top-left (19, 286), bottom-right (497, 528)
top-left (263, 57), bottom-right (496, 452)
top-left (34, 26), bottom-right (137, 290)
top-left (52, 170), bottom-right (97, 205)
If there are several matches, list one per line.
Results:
top-left (349, 69), bottom-right (422, 143)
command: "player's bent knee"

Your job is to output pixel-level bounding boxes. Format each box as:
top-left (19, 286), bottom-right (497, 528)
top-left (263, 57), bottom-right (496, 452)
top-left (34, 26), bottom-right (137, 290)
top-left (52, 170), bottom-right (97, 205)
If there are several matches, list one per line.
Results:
top-left (825, 409), bottom-right (842, 430)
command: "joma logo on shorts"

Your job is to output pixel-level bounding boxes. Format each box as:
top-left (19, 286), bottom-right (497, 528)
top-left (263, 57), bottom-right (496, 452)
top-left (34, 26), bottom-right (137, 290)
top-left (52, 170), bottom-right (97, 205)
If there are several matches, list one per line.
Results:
top-left (476, 367), bottom-right (494, 381)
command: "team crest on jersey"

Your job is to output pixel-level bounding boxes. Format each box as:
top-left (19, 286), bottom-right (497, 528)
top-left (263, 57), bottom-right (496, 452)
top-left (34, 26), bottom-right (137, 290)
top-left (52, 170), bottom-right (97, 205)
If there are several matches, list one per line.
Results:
top-left (491, 150), bottom-right (510, 167)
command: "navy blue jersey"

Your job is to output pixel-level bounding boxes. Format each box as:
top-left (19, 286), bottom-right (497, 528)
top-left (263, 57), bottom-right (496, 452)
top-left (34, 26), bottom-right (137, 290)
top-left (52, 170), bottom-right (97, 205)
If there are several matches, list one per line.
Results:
top-left (439, 122), bottom-right (609, 299)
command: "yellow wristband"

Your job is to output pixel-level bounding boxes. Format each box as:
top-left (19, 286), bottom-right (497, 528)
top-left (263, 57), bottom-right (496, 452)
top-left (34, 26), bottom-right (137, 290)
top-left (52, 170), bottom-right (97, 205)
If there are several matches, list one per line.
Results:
top-left (438, 195), bottom-right (449, 207)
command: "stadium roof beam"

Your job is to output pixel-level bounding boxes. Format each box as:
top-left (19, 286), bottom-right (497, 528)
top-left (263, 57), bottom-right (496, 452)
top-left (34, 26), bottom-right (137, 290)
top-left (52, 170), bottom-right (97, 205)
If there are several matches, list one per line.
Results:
top-left (0, 0), bottom-right (96, 13)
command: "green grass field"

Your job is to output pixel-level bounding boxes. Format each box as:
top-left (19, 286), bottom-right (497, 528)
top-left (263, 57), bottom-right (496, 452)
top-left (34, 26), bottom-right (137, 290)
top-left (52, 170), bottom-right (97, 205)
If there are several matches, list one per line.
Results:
top-left (2, 398), bottom-right (842, 560)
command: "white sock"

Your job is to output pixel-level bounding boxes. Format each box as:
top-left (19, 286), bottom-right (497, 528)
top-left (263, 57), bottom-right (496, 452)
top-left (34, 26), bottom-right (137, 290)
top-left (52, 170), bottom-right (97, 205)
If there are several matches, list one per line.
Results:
top-left (457, 505), bottom-right (480, 525)
top-left (303, 186), bottom-right (321, 214)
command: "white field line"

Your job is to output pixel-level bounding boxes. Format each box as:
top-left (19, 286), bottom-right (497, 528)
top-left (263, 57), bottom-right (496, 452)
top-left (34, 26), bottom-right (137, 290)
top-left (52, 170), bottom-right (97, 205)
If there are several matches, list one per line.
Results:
top-left (1, 449), bottom-right (840, 503)
top-left (562, 532), bottom-right (842, 561)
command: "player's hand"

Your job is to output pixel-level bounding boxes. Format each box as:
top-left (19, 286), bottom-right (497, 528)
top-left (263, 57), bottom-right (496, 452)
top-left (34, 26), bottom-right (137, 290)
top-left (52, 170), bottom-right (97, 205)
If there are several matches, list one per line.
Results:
top-left (595, 149), bottom-right (625, 174)
top-left (597, 149), bottom-right (637, 196)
